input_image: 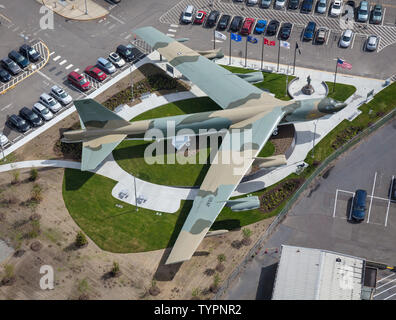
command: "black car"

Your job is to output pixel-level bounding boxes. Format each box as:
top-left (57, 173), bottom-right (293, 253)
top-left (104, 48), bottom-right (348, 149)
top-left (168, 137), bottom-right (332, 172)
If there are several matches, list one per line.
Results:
top-left (217, 14), bottom-right (231, 30)
top-left (19, 44), bottom-right (41, 62)
top-left (116, 44), bottom-right (135, 62)
top-left (288, 0), bottom-right (300, 10)
top-left (205, 10), bottom-right (220, 28)
top-left (8, 50), bottom-right (29, 68)
top-left (1, 58), bottom-right (22, 75)
top-left (230, 15), bottom-right (244, 32)
top-left (0, 69), bottom-right (11, 83)
top-left (19, 107), bottom-right (43, 127)
top-left (300, 0), bottom-right (313, 13)
top-left (7, 114), bottom-right (31, 132)
top-left (266, 20), bottom-right (280, 36)
top-left (279, 22), bottom-right (292, 40)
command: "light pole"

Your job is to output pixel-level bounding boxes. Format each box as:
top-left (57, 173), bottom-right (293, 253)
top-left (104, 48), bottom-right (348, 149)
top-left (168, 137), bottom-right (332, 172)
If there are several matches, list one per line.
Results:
top-left (85, 0), bottom-right (88, 15)
top-left (130, 64), bottom-right (134, 101)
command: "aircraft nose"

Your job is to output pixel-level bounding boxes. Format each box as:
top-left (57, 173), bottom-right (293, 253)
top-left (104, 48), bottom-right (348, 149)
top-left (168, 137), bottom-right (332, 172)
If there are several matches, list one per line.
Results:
top-left (318, 98), bottom-right (347, 114)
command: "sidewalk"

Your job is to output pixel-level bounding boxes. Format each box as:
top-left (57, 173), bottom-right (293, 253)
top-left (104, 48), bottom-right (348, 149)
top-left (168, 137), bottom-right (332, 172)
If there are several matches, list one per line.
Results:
top-left (37, 0), bottom-right (108, 21)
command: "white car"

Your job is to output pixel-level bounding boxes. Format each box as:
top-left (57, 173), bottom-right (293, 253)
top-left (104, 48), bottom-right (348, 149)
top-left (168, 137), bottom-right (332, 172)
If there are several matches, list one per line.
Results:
top-left (317, 0), bottom-right (327, 14)
top-left (51, 85), bottom-right (72, 105)
top-left (246, 0), bottom-right (258, 5)
top-left (32, 102), bottom-right (54, 121)
top-left (108, 52), bottom-right (125, 68)
top-left (181, 5), bottom-right (194, 24)
top-left (339, 29), bottom-right (353, 48)
top-left (275, 0), bottom-right (286, 9)
top-left (39, 93), bottom-right (62, 113)
top-left (366, 35), bottom-right (378, 51)
top-left (330, 0), bottom-right (342, 16)
top-left (0, 132), bottom-right (9, 147)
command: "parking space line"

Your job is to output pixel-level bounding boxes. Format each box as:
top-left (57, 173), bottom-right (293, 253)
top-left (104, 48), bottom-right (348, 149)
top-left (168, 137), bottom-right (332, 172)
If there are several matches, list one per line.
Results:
top-left (377, 273), bottom-right (396, 283)
top-left (386, 175), bottom-right (395, 227)
top-left (374, 284), bottom-right (396, 297)
top-left (349, 193), bottom-right (355, 220)
top-left (367, 171), bottom-right (377, 223)
top-left (326, 30), bottom-right (331, 45)
top-left (65, 64), bottom-right (73, 70)
top-left (351, 33), bottom-right (356, 49)
top-left (74, 68), bottom-right (80, 72)
top-left (49, 52), bottom-right (55, 56)
top-left (382, 8), bottom-right (386, 27)
top-left (53, 55), bottom-right (61, 62)
top-left (166, 33), bottom-right (175, 37)
top-left (376, 276), bottom-right (396, 290)
top-left (59, 60), bottom-right (67, 66)
top-left (333, 189), bottom-right (339, 218)
top-left (384, 292), bottom-right (396, 300)
top-left (337, 189), bottom-right (354, 194)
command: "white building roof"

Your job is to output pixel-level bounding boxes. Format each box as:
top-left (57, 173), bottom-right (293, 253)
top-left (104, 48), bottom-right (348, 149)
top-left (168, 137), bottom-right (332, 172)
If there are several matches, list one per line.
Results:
top-left (272, 245), bottom-right (364, 300)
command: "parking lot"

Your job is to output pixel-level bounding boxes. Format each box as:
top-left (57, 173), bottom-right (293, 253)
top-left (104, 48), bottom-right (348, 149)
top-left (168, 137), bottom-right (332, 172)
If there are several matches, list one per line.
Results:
top-left (374, 268), bottom-right (396, 300)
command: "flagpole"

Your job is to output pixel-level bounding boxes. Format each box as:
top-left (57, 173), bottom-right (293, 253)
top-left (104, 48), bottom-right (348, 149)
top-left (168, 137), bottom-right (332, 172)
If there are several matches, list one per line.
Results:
top-left (293, 42), bottom-right (298, 75)
top-left (213, 29), bottom-right (216, 50)
top-left (333, 58), bottom-right (339, 93)
top-left (277, 39), bottom-right (280, 72)
top-left (245, 36), bottom-right (248, 67)
top-left (229, 33), bottom-right (232, 65)
top-left (261, 37), bottom-right (265, 70)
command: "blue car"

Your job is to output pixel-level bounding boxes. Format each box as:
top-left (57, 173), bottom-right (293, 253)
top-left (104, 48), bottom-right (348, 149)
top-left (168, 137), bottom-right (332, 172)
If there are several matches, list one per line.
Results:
top-left (254, 19), bottom-right (267, 34)
top-left (303, 21), bottom-right (316, 41)
top-left (351, 189), bottom-right (367, 221)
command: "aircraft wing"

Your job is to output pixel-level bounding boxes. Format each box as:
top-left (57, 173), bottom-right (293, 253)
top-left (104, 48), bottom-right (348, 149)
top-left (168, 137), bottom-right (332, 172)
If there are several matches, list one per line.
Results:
top-left (165, 107), bottom-right (286, 264)
top-left (134, 26), bottom-right (281, 110)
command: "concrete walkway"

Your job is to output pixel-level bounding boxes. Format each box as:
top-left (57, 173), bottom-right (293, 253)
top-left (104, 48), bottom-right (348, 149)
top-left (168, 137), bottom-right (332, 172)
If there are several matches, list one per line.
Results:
top-left (38, 0), bottom-right (108, 21)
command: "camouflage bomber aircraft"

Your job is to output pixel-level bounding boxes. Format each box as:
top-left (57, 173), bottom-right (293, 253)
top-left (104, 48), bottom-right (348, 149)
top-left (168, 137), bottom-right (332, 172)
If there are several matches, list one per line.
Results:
top-left (62, 26), bottom-right (347, 265)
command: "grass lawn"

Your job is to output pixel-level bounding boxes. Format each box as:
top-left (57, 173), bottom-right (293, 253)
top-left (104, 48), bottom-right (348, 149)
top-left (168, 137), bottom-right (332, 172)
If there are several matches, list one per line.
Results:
top-left (257, 140), bottom-right (275, 157)
top-left (326, 82), bottom-right (357, 102)
top-left (62, 168), bottom-right (271, 253)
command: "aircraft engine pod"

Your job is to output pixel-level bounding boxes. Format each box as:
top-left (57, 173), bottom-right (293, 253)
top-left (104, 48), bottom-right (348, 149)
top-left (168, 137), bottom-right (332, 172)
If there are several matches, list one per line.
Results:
top-left (234, 72), bottom-right (264, 84)
top-left (196, 49), bottom-right (224, 60)
top-left (225, 196), bottom-right (261, 212)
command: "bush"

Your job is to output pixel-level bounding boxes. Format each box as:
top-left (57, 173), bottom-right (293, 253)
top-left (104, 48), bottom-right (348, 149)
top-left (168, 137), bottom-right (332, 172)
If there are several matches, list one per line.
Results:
top-left (75, 231), bottom-right (88, 248)
top-left (29, 168), bottom-right (38, 181)
top-left (111, 261), bottom-right (121, 277)
top-left (147, 74), bottom-right (178, 91)
top-left (31, 184), bottom-right (43, 203)
top-left (27, 220), bottom-right (41, 238)
top-left (11, 170), bottom-right (20, 185)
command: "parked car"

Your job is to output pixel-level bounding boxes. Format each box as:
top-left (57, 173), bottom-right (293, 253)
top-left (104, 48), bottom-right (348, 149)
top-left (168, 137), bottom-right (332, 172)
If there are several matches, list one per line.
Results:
top-left (19, 44), bottom-right (41, 62)
top-left (370, 4), bottom-right (382, 24)
top-left (390, 178), bottom-right (396, 202)
top-left (1, 58), bottom-right (22, 75)
top-left (300, 0), bottom-right (313, 13)
top-left (39, 93), bottom-right (62, 113)
top-left (8, 50), bottom-right (29, 68)
top-left (339, 29), bottom-right (353, 48)
top-left (254, 19), bottom-right (267, 34)
top-left (0, 68), bottom-right (11, 82)
top-left (266, 20), bottom-right (280, 36)
top-left (85, 65), bottom-right (107, 82)
top-left (116, 44), bottom-right (135, 62)
top-left (0, 132), bottom-right (9, 147)
top-left (246, 0), bottom-right (258, 5)
top-left (68, 71), bottom-right (91, 91)
top-left (181, 5), bottom-right (195, 24)
top-left (279, 22), bottom-right (292, 40)
top-left (260, 0), bottom-right (272, 8)
top-left (108, 52), bottom-right (125, 68)
top-left (230, 16), bottom-right (244, 32)
top-left (315, 28), bottom-right (327, 44)
top-left (205, 10), bottom-right (220, 28)
top-left (288, 0), bottom-right (300, 10)
top-left (316, 0), bottom-right (327, 14)
top-left (303, 21), bottom-right (316, 41)
top-left (194, 10), bottom-right (207, 24)
top-left (217, 14), bottom-right (231, 30)
top-left (19, 107), bottom-right (43, 127)
top-left (330, 0), bottom-right (342, 16)
top-left (357, 1), bottom-right (369, 22)
top-left (351, 189), bottom-right (367, 221)
top-left (274, 0), bottom-right (286, 9)
top-left (32, 102), bottom-right (53, 121)
top-left (7, 114), bottom-right (30, 132)
top-left (50, 85), bottom-right (72, 105)
top-left (96, 57), bottom-right (116, 74)
top-left (240, 18), bottom-right (255, 35)
top-left (365, 35), bottom-right (378, 51)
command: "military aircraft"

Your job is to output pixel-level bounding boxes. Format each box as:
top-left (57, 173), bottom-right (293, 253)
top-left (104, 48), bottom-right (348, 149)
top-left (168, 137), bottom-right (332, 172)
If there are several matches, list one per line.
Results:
top-left (62, 26), bottom-right (347, 265)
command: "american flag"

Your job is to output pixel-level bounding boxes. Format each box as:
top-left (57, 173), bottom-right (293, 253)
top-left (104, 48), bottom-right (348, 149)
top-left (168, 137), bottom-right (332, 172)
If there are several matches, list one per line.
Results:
top-left (337, 58), bottom-right (352, 70)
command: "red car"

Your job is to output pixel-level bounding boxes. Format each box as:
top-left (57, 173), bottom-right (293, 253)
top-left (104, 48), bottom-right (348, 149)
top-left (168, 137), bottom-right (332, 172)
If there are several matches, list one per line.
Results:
top-left (85, 65), bottom-right (107, 82)
top-left (240, 18), bottom-right (255, 35)
top-left (194, 10), bottom-right (207, 24)
top-left (67, 71), bottom-right (91, 91)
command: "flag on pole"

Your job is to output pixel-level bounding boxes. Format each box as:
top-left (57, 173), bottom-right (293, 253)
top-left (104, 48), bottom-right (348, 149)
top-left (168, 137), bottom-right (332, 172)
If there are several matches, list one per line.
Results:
top-left (280, 40), bottom-right (290, 49)
top-left (337, 58), bottom-right (352, 70)
top-left (231, 33), bottom-right (242, 42)
top-left (215, 31), bottom-right (227, 40)
top-left (264, 38), bottom-right (276, 46)
top-left (247, 35), bottom-right (258, 44)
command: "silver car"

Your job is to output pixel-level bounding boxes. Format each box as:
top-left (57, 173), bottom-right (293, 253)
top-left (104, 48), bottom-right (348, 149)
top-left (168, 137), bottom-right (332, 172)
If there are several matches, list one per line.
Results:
top-left (339, 29), bottom-right (353, 48)
top-left (32, 102), bottom-right (54, 121)
top-left (366, 35), bottom-right (378, 51)
top-left (96, 57), bottom-right (116, 74)
top-left (181, 5), bottom-right (194, 24)
top-left (274, 0), bottom-right (286, 9)
top-left (246, 0), bottom-right (258, 5)
top-left (39, 93), bottom-right (62, 113)
top-left (317, 0), bottom-right (327, 14)
top-left (50, 85), bottom-right (72, 105)
top-left (108, 52), bottom-right (125, 68)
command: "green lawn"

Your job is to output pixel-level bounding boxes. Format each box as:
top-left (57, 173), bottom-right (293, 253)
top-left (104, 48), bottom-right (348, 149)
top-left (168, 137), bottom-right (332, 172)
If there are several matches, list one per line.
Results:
top-left (326, 82), bottom-right (357, 102)
top-left (62, 168), bottom-right (271, 253)
top-left (257, 140), bottom-right (275, 157)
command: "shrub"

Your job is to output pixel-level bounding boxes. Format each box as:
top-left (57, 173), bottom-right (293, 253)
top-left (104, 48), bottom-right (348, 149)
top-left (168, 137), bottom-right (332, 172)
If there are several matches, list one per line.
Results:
top-left (75, 231), bottom-right (88, 248)
top-left (11, 170), bottom-right (20, 185)
top-left (29, 168), bottom-right (38, 181)
top-left (217, 254), bottom-right (226, 264)
top-left (31, 184), bottom-right (43, 203)
top-left (111, 261), bottom-right (120, 277)
top-left (27, 220), bottom-right (41, 238)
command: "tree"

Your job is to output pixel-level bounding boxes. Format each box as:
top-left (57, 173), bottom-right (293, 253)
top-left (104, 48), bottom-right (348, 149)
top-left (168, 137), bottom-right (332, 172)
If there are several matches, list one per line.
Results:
top-left (75, 231), bottom-right (88, 248)
top-left (242, 228), bottom-right (252, 246)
